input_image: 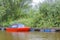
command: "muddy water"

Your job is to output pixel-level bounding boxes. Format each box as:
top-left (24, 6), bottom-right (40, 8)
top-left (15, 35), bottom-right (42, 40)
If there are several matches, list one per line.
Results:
top-left (0, 31), bottom-right (60, 40)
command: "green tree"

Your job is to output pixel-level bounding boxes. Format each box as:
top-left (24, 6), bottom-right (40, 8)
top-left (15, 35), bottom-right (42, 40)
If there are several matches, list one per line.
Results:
top-left (33, 1), bottom-right (60, 28)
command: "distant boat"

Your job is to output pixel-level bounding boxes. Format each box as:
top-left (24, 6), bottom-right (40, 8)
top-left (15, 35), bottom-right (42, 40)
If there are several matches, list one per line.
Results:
top-left (6, 24), bottom-right (30, 32)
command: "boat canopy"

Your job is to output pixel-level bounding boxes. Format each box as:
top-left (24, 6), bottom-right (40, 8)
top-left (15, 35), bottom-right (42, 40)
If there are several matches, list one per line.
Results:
top-left (10, 24), bottom-right (25, 28)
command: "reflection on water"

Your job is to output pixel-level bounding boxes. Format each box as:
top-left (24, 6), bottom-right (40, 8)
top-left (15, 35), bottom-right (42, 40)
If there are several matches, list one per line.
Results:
top-left (0, 31), bottom-right (60, 40)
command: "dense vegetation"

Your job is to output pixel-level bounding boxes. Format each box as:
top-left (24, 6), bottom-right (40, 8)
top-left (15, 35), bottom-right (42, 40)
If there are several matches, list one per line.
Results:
top-left (0, 0), bottom-right (60, 28)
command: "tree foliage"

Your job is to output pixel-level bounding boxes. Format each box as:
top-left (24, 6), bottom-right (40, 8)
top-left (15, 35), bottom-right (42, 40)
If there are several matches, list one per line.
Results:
top-left (0, 0), bottom-right (60, 27)
top-left (33, 1), bottom-right (60, 28)
top-left (0, 0), bottom-right (31, 26)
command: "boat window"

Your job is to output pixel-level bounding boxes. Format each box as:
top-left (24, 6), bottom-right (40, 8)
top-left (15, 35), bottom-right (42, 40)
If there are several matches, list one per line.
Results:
top-left (11, 24), bottom-right (18, 28)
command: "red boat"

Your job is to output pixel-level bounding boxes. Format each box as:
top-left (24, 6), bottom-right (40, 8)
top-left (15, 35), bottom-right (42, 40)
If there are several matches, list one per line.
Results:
top-left (5, 24), bottom-right (30, 32)
top-left (6, 27), bottom-right (30, 32)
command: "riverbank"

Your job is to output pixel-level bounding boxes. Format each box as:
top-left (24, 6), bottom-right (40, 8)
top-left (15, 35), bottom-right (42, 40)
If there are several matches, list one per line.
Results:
top-left (0, 27), bottom-right (60, 32)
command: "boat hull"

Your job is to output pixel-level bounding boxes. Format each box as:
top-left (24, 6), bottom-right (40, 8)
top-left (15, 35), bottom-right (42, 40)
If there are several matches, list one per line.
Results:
top-left (6, 27), bottom-right (30, 32)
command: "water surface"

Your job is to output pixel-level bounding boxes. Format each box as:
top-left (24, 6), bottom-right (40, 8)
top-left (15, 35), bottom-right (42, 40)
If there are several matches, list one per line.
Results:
top-left (0, 31), bottom-right (60, 40)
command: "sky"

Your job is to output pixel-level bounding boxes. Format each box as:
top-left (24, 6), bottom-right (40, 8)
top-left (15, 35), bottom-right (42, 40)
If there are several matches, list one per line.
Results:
top-left (32, 0), bottom-right (44, 3)
top-left (31, 0), bottom-right (45, 8)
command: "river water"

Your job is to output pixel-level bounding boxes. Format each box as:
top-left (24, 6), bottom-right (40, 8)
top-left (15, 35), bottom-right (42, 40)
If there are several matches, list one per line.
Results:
top-left (0, 31), bottom-right (60, 40)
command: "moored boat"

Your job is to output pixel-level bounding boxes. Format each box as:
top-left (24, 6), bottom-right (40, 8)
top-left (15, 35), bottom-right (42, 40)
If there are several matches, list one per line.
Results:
top-left (6, 27), bottom-right (30, 32)
top-left (5, 24), bottom-right (30, 32)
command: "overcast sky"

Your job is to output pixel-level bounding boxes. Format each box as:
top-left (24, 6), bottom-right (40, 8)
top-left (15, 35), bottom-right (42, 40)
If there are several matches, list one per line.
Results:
top-left (32, 0), bottom-right (44, 3)
top-left (31, 0), bottom-right (44, 8)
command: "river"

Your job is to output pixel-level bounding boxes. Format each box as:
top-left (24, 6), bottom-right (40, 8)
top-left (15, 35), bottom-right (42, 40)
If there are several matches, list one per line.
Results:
top-left (0, 31), bottom-right (60, 40)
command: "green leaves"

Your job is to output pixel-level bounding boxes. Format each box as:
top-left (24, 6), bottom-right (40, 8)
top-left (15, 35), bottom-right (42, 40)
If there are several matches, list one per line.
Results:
top-left (35, 1), bottom-right (60, 27)
top-left (0, 0), bottom-right (60, 27)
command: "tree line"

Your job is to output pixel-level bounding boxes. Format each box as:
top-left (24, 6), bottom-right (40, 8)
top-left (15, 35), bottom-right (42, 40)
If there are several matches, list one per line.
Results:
top-left (0, 0), bottom-right (60, 28)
